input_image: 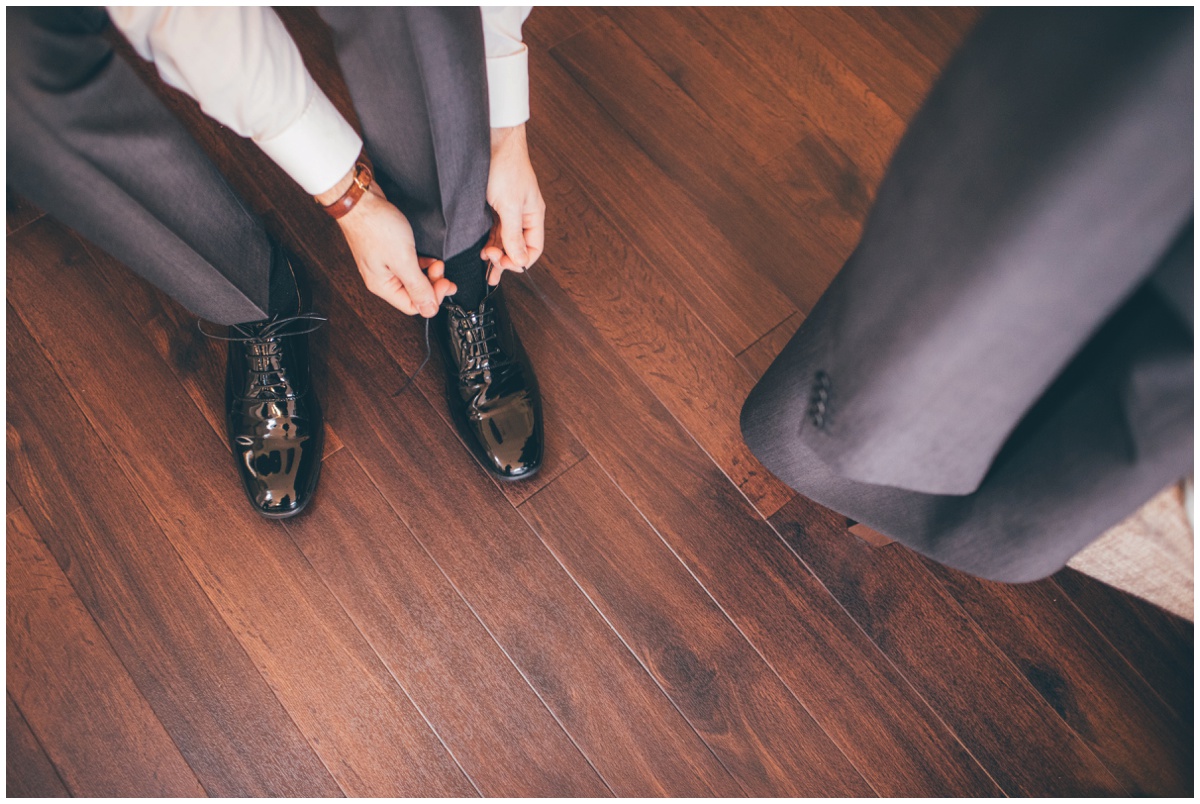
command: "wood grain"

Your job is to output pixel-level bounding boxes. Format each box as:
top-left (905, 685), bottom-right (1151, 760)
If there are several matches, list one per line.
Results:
top-left (7, 307), bottom-right (343, 796)
top-left (530, 149), bottom-right (795, 517)
top-left (531, 39), bottom-right (797, 352)
top-left (550, 17), bottom-right (857, 314)
top-left (6, 693), bottom-right (69, 798)
top-left (929, 562), bottom-right (1191, 795)
top-left (770, 496), bottom-right (1127, 796)
top-left (503, 267), bottom-right (1000, 796)
top-left (7, 508), bottom-right (206, 797)
top-left (275, 219), bottom-right (741, 797)
top-left (701, 7), bottom-right (904, 181)
top-left (8, 219), bottom-right (475, 797)
top-left (284, 450), bottom-right (610, 797)
top-left (521, 457), bottom-right (871, 795)
top-left (783, 7), bottom-right (935, 122)
top-left (862, 7), bottom-right (977, 73)
top-left (1053, 567), bottom-right (1194, 724)
top-left (737, 312), bottom-right (805, 382)
top-left (523, 6), bottom-right (606, 51)
top-left (607, 7), bottom-right (815, 166)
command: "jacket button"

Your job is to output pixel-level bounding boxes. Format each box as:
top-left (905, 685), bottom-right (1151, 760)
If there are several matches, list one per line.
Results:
top-left (808, 371), bottom-right (831, 429)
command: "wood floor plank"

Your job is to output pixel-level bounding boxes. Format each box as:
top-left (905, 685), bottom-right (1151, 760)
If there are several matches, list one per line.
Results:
top-left (6, 693), bottom-right (70, 798)
top-left (602, 5), bottom-right (972, 307)
top-left (277, 217), bottom-right (742, 798)
top-left (502, 267), bottom-right (1001, 796)
top-left (607, 7), bottom-right (815, 167)
top-left (737, 312), bottom-right (804, 382)
top-left (928, 562), bottom-right (1192, 795)
top-left (530, 150), bottom-right (795, 517)
top-left (531, 42), bottom-right (797, 352)
top-left (1053, 567), bottom-right (1194, 723)
top-left (7, 308), bottom-right (343, 797)
top-left (520, 457), bottom-right (871, 796)
top-left (284, 450), bottom-right (611, 797)
top-left (603, 6), bottom-right (878, 306)
top-left (770, 497), bottom-right (1127, 796)
top-left (699, 7), bottom-right (904, 182)
top-left (549, 18), bottom-right (855, 315)
top-left (523, 6), bottom-right (606, 51)
top-left (7, 508), bottom-right (206, 797)
top-left (8, 219), bottom-right (476, 798)
top-left (853, 7), bottom-right (975, 77)
top-left (783, 7), bottom-right (933, 122)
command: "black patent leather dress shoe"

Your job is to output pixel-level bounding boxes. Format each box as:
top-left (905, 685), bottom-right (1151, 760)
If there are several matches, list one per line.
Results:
top-left (220, 310), bottom-right (326, 518)
top-left (435, 284), bottom-right (543, 480)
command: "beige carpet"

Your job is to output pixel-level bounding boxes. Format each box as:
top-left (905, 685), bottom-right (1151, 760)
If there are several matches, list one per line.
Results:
top-left (1068, 478), bottom-right (1194, 621)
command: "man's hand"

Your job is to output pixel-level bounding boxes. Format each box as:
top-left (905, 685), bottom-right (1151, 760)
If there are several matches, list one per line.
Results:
top-left (482, 124), bottom-right (545, 286)
top-left (316, 173), bottom-right (455, 318)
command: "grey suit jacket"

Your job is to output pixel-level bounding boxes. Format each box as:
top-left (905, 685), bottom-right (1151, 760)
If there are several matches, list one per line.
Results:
top-left (741, 8), bottom-right (1193, 582)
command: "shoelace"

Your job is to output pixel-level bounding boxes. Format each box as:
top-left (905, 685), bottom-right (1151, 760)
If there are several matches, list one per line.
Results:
top-left (392, 317), bottom-right (431, 398)
top-left (392, 282), bottom-right (513, 397)
top-left (454, 306), bottom-right (515, 379)
top-left (199, 312), bottom-right (327, 400)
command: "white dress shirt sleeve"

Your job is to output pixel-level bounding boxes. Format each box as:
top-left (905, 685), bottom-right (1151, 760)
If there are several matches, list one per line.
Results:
top-left (108, 7), bottom-right (534, 194)
top-left (108, 6), bottom-right (362, 196)
top-left (482, 6), bottom-right (533, 128)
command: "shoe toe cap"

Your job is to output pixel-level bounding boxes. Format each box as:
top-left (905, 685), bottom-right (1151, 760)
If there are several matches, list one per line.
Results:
top-left (473, 399), bottom-right (543, 479)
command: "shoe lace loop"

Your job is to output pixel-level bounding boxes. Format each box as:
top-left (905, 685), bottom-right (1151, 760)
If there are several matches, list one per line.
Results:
top-left (453, 307), bottom-right (513, 381)
top-left (199, 313), bottom-right (326, 400)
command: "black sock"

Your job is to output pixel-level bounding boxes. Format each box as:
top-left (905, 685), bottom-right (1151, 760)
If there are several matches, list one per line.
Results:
top-left (442, 232), bottom-right (491, 310)
top-left (266, 243), bottom-right (302, 319)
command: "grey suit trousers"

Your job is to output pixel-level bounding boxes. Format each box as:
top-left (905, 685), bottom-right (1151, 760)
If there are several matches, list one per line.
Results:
top-left (6, 7), bottom-right (492, 325)
top-left (741, 8), bottom-right (1193, 582)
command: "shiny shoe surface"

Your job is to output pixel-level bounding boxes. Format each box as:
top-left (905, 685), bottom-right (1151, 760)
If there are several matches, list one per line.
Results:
top-left (436, 285), bottom-right (543, 479)
top-left (222, 312), bottom-right (325, 518)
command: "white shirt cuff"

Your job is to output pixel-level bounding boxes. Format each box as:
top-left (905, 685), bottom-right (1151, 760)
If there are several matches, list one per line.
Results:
top-left (487, 44), bottom-right (531, 128)
top-left (255, 89), bottom-right (364, 196)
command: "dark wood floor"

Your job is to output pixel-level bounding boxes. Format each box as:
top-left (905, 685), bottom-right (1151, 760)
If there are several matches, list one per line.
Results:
top-left (6, 7), bottom-right (1193, 797)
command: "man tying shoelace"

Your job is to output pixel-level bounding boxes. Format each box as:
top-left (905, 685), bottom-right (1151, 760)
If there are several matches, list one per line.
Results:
top-left (7, 6), bottom-right (546, 518)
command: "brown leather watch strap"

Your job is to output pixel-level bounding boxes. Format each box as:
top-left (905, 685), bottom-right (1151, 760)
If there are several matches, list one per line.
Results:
top-left (321, 161), bottom-right (373, 220)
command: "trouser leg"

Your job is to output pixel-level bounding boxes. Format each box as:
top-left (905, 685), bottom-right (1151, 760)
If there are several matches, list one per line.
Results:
top-left (317, 7), bottom-right (493, 261)
top-left (6, 7), bottom-right (276, 325)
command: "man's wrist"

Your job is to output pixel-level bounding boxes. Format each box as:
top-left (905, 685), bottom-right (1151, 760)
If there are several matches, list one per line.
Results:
top-left (490, 123), bottom-right (527, 152)
top-left (314, 167), bottom-right (357, 207)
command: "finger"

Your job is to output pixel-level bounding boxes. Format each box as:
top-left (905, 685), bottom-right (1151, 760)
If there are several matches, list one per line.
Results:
top-left (487, 253), bottom-right (524, 286)
top-left (419, 256), bottom-right (446, 282)
top-left (523, 205), bottom-right (545, 268)
top-left (416, 257), bottom-right (454, 304)
top-left (481, 244), bottom-right (505, 265)
top-left (497, 205), bottom-right (530, 268)
top-left (367, 269), bottom-right (420, 316)
top-left (431, 276), bottom-right (457, 304)
top-left (390, 258), bottom-right (439, 318)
